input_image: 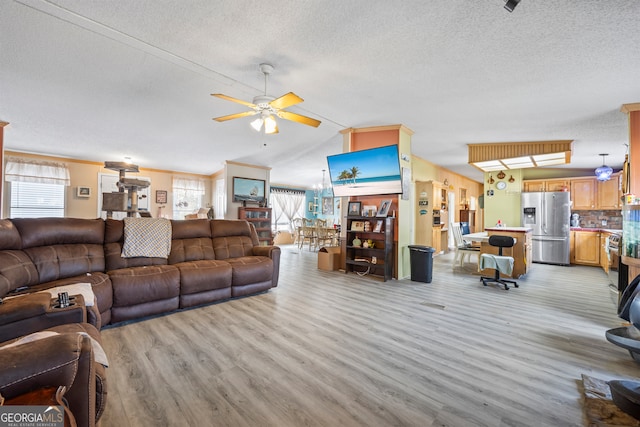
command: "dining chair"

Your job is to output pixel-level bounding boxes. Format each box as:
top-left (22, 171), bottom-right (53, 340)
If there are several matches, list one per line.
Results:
top-left (451, 222), bottom-right (480, 267)
top-left (315, 222), bottom-right (334, 250)
top-left (292, 217), bottom-right (303, 245)
top-left (299, 218), bottom-right (317, 250)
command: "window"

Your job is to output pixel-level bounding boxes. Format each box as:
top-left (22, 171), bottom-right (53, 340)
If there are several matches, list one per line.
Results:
top-left (5, 158), bottom-right (69, 218)
top-left (10, 181), bottom-right (65, 217)
top-left (270, 187), bottom-right (305, 232)
top-left (172, 177), bottom-right (205, 219)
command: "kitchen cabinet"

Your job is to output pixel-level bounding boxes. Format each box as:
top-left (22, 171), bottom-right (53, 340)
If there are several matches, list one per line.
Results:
top-left (572, 230), bottom-right (600, 266)
top-left (570, 178), bottom-right (596, 210)
top-left (522, 179), bottom-right (569, 192)
top-left (596, 173), bottom-right (622, 209)
top-left (523, 180), bottom-right (546, 192)
top-left (525, 174), bottom-right (622, 210)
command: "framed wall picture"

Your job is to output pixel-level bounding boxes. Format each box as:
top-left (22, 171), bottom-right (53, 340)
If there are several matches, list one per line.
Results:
top-left (322, 197), bottom-right (334, 215)
top-left (308, 201), bottom-right (314, 212)
top-left (350, 221), bottom-right (365, 232)
top-left (362, 205), bottom-right (377, 217)
top-left (77, 186), bottom-right (91, 198)
top-left (377, 200), bottom-right (392, 217)
top-left (347, 201), bottom-right (362, 217)
top-left (232, 176), bottom-right (266, 204)
top-left (155, 190), bottom-right (167, 204)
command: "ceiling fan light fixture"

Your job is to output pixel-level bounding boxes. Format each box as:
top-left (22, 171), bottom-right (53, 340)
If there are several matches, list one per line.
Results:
top-left (264, 115), bottom-right (278, 134)
top-left (250, 117), bottom-right (263, 132)
top-left (595, 153), bottom-right (613, 182)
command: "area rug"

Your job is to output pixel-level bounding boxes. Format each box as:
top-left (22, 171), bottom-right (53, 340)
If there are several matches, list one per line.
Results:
top-left (581, 374), bottom-right (640, 426)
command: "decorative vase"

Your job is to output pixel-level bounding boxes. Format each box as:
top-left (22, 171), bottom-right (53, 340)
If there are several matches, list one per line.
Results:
top-left (352, 237), bottom-right (361, 247)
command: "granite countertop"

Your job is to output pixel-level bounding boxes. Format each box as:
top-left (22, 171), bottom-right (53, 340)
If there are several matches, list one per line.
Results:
top-left (485, 226), bottom-right (533, 232)
top-left (571, 227), bottom-right (622, 234)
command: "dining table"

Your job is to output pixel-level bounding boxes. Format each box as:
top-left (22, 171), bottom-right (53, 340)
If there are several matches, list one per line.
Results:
top-left (462, 231), bottom-right (490, 244)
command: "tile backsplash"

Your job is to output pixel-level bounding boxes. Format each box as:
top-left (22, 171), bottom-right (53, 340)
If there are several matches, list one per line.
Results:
top-left (572, 210), bottom-right (622, 229)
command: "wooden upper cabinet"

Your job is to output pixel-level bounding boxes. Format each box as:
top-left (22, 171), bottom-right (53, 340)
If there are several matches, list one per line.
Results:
top-left (570, 177), bottom-right (596, 210)
top-left (522, 179), bottom-right (569, 192)
top-left (523, 180), bottom-right (546, 192)
top-left (524, 174), bottom-right (621, 210)
top-left (596, 173), bottom-right (622, 209)
top-left (546, 179), bottom-right (569, 192)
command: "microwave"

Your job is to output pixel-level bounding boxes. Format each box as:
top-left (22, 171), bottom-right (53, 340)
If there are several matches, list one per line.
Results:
top-left (433, 210), bottom-right (441, 225)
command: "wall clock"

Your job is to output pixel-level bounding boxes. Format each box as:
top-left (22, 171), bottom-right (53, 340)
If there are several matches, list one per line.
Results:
top-left (496, 181), bottom-right (507, 190)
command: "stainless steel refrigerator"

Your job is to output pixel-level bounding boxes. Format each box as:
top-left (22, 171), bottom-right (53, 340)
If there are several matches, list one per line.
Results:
top-left (522, 192), bottom-right (571, 265)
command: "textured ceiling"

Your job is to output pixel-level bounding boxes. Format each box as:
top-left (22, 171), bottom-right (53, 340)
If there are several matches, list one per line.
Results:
top-left (2, 0), bottom-right (639, 187)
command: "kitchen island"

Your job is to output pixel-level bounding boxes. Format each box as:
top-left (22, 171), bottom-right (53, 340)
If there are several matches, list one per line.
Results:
top-left (480, 226), bottom-right (533, 279)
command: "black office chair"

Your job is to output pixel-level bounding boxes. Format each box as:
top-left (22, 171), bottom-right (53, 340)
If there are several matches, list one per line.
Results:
top-left (480, 235), bottom-right (518, 290)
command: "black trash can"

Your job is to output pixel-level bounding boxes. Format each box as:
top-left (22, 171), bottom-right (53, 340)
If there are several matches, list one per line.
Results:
top-left (408, 245), bottom-right (435, 283)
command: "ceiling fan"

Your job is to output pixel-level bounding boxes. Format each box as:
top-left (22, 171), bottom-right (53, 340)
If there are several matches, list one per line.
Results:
top-left (211, 63), bottom-right (321, 134)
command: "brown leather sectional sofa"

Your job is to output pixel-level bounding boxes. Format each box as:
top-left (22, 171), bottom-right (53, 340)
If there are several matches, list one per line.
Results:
top-left (0, 217), bottom-right (281, 426)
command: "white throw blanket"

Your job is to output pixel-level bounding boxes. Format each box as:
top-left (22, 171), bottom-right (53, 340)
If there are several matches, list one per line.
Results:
top-left (479, 253), bottom-right (514, 275)
top-left (122, 217), bottom-right (172, 258)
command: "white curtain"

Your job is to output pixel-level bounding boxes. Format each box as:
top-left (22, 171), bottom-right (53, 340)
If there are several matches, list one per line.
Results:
top-left (172, 176), bottom-right (206, 219)
top-left (5, 158), bottom-right (70, 185)
top-left (172, 177), bottom-right (205, 194)
top-left (271, 188), bottom-right (305, 232)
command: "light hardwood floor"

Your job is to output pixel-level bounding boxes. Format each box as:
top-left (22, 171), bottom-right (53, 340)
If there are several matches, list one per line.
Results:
top-left (100, 246), bottom-right (639, 427)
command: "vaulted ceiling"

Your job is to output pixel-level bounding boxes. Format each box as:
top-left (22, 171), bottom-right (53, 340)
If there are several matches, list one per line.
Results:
top-left (2, 0), bottom-right (639, 187)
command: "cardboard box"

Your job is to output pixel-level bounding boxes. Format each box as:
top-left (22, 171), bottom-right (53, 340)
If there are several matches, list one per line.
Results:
top-left (318, 246), bottom-right (341, 271)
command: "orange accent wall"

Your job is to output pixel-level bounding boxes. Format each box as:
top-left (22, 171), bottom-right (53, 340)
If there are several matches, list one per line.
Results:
top-left (352, 130), bottom-right (399, 151)
top-left (349, 129), bottom-right (401, 215)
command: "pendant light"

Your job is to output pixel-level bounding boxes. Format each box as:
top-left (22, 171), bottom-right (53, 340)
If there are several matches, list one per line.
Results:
top-left (595, 153), bottom-right (613, 182)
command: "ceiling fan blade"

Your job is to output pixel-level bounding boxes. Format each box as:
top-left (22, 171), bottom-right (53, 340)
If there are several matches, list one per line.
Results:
top-left (211, 93), bottom-right (256, 108)
top-left (212, 110), bottom-right (257, 122)
top-left (269, 92), bottom-right (303, 110)
top-left (278, 110), bottom-right (321, 128)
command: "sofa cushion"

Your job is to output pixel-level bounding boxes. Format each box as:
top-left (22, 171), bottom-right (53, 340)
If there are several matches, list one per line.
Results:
top-left (225, 256), bottom-right (273, 287)
top-left (24, 244), bottom-right (105, 284)
top-left (174, 260), bottom-right (232, 308)
top-left (108, 264), bottom-right (180, 324)
top-left (0, 219), bottom-right (22, 250)
top-left (12, 218), bottom-right (105, 248)
top-left (169, 219), bottom-right (215, 264)
top-left (0, 250), bottom-right (39, 297)
top-left (109, 265), bottom-right (180, 307)
top-left (175, 260), bottom-right (232, 294)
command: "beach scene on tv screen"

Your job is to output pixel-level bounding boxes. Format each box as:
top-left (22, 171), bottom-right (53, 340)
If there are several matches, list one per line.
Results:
top-left (328, 145), bottom-right (402, 197)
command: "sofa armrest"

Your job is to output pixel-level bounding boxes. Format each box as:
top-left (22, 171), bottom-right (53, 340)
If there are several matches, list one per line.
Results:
top-left (0, 294), bottom-right (86, 342)
top-left (0, 333), bottom-right (88, 399)
top-left (253, 245), bottom-right (281, 287)
top-left (0, 332), bottom-right (97, 427)
top-left (252, 245), bottom-right (280, 258)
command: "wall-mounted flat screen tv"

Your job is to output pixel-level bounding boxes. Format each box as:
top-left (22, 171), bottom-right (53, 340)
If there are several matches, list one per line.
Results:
top-left (327, 145), bottom-right (402, 197)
